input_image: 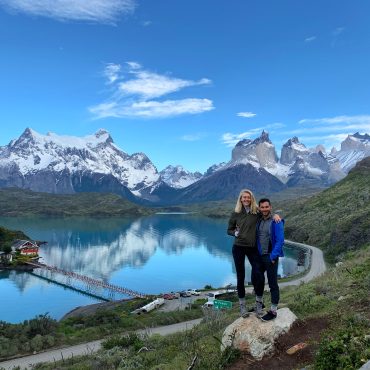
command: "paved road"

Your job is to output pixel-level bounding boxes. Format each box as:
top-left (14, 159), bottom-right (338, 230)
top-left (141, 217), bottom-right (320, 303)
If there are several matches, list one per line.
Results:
top-left (0, 241), bottom-right (325, 370)
top-left (280, 240), bottom-right (326, 287)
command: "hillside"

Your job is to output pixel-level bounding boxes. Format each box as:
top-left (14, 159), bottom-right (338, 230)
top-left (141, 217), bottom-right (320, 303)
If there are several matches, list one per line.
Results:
top-left (284, 156), bottom-right (370, 262)
top-left (0, 226), bottom-right (29, 252)
top-left (0, 188), bottom-right (153, 217)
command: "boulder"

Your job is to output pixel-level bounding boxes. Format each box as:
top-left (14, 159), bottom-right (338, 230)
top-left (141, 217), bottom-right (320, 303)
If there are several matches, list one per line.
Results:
top-left (221, 308), bottom-right (297, 360)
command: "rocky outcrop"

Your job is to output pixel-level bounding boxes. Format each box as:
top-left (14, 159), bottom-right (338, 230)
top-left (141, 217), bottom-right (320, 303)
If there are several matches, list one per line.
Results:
top-left (232, 131), bottom-right (278, 168)
top-left (221, 308), bottom-right (297, 360)
top-left (280, 137), bottom-right (309, 165)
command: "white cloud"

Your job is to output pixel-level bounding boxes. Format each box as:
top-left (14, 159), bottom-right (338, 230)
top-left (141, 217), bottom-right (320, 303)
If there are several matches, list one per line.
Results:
top-left (237, 112), bottom-right (256, 118)
top-left (280, 114), bottom-right (370, 150)
top-left (118, 71), bottom-right (211, 99)
top-left (142, 20), bottom-right (152, 27)
top-left (89, 62), bottom-right (214, 119)
top-left (90, 98), bottom-right (213, 119)
top-left (126, 61), bottom-right (142, 70)
top-left (181, 134), bottom-right (203, 142)
top-left (221, 132), bottom-right (254, 147)
top-left (333, 27), bottom-right (345, 36)
top-left (299, 115), bottom-right (370, 126)
top-left (0, 0), bottom-right (136, 24)
top-left (299, 133), bottom-right (349, 150)
top-left (103, 63), bottom-right (121, 84)
top-left (305, 36), bottom-right (316, 43)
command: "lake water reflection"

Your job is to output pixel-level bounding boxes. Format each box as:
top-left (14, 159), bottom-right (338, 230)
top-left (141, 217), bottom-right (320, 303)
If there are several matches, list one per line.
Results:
top-left (0, 215), bottom-right (308, 323)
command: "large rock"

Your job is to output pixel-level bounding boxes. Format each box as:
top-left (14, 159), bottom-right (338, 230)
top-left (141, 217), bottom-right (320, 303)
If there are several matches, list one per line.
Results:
top-left (221, 308), bottom-right (297, 360)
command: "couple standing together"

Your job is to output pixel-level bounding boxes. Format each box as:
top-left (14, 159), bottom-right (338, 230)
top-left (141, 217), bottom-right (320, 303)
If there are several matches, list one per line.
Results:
top-left (227, 189), bottom-right (285, 321)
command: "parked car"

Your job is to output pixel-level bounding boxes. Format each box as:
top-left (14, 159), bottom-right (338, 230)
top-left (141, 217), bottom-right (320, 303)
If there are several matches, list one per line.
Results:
top-left (189, 289), bottom-right (201, 296)
top-left (171, 292), bottom-right (180, 299)
top-left (180, 291), bottom-right (191, 297)
top-left (163, 293), bottom-right (175, 300)
top-left (202, 301), bottom-right (214, 308)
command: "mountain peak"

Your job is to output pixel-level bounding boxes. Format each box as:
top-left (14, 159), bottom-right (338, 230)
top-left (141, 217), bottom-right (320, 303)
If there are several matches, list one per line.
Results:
top-left (284, 136), bottom-right (300, 146)
top-left (94, 128), bottom-right (113, 144)
top-left (160, 165), bottom-right (202, 188)
top-left (280, 136), bottom-right (309, 165)
top-left (253, 130), bottom-right (271, 145)
top-left (352, 132), bottom-right (370, 141)
top-left (19, 127), bottom-right (37, 140)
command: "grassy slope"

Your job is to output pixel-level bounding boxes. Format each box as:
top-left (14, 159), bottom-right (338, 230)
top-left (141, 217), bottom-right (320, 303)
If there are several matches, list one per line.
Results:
top-left (284, 157), bottom-right (370, 262)
top-left (0, 188), bottom-right (153, 217)
top-left (28, 246), bottom-right (369, 370)
top-left (0, 226), bottom-right (29, 251)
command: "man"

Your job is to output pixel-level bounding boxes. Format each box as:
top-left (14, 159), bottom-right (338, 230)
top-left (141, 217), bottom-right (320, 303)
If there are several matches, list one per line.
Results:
top-left (256, 198), bottom-right (285, 321)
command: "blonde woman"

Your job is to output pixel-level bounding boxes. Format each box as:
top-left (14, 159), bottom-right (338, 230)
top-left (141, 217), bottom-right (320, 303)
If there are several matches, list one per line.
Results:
top-left (227, 189), bottom-right (280, 317)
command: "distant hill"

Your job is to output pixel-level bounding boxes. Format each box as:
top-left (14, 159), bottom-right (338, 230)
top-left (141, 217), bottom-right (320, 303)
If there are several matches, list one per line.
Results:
top-left (284, 156), bottom-right (370, 262)
top-left (0, 188), bottom-right (153, 217)
top-left (0, 226), bottom-right (29, 252)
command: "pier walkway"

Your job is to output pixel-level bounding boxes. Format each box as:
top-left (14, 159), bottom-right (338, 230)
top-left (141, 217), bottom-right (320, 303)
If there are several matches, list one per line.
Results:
top-left (25, 261), bottom-right (147, 299)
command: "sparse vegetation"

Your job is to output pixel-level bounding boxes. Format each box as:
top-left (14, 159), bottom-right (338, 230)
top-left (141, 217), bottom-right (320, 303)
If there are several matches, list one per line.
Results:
top-left (0, 225), bottom-right (28, 252)
top-left (284, 158), bottom-right (370, 263)
top-left (0, 188), bottom-right (153, 217)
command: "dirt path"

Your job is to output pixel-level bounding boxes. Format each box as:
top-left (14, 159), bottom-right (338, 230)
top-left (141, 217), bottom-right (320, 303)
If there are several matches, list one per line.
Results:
top-left (0, 319), bottom-right (202, 370)
top-left (0, 241), bottom-right (326, 370)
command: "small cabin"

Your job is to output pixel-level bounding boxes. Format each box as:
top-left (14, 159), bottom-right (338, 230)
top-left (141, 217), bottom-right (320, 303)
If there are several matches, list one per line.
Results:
top-left (11, 240), bottom-right (39, 256)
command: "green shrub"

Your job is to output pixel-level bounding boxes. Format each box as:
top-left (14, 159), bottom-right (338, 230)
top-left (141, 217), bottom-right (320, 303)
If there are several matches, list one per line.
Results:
top-left (102, 332), bottom-right (144, 351)
top-left (315, 322), bottom-right (370, 369)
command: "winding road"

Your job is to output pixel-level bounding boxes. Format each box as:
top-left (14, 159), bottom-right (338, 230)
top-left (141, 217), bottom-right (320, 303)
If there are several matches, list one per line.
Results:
top-left (0, 241), bottom-right (326, 370)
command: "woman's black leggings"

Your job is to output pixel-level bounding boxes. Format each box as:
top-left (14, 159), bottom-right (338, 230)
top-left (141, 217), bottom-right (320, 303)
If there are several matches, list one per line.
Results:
top-left (232, 245), bottom-right (264, 298)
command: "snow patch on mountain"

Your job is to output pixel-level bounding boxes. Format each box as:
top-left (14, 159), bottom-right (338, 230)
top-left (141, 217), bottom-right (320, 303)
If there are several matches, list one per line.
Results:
top-left (0, 128), bottom-right (160, 195)
top-left (334, 133), bottom-right (370, 172)
top-left (160, 165), bottom-right (202, 188)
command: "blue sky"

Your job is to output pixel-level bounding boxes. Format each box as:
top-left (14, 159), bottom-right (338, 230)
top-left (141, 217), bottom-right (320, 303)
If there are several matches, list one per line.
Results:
top-left (1, 0), bottom-right (370, 172)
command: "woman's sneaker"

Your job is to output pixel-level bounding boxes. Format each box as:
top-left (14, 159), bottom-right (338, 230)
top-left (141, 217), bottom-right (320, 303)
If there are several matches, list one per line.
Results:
top-left (248, 302), bottom-right (265, 316)
top-left (255, 301), bottom-right (264, 317)
top-left (240, 304), bottom-right (250, 318)
top-left (261, 310), bottom-right (277, 321)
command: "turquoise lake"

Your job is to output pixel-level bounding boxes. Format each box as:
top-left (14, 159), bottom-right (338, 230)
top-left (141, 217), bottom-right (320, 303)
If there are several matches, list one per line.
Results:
top-left (0, 215), bottom-right (309, 323)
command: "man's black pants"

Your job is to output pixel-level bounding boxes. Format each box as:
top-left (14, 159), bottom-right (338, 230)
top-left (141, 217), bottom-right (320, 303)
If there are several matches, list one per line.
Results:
top-left (260, 254), bottom-right (280, 305)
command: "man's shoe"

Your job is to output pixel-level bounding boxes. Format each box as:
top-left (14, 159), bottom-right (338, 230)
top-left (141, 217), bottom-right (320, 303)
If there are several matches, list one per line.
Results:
top-left (240, 304), bottom-right (250, 318)
top-left (261, 310), bottom-right (277, 322)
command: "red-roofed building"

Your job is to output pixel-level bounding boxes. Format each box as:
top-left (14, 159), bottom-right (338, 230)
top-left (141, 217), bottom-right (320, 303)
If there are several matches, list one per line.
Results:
top-left (11, 240), bottom-right (39, 256)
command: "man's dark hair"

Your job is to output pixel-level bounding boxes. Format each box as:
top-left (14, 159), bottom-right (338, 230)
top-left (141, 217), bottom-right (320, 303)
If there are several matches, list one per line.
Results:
top-left (258, 198), bottom-right (271, 206)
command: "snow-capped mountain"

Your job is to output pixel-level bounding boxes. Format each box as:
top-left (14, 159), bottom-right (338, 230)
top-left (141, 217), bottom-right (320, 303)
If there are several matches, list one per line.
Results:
top-left (0, 128), bottom-right (160, 200)
top-left (280, 137), bottom-right (310, 165)
top-left (333, 133), bottom-right (370, 172)
top-left (280, 136), bottom-right (345, 186)
top-left (0, 128), bottom-right (368, 205)
top-left (231, 130), bottom-right (278, 168)
top-left (177, 131), bottom-right (349, 203)
top-left (159, 165), bottom-right (202, 189)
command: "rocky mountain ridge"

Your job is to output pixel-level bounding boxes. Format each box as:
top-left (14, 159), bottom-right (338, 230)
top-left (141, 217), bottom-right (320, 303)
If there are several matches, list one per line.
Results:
top-left (0, 128), bottom-right (368, 204)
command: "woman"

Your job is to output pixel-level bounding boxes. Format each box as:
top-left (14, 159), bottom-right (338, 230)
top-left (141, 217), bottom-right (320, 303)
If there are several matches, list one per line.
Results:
top-left (227, 189), bottom-right (279, 317)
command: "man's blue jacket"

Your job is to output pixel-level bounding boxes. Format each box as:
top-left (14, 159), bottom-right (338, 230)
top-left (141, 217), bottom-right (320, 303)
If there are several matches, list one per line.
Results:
top-left (256, 219), bottom-right (285, 262)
